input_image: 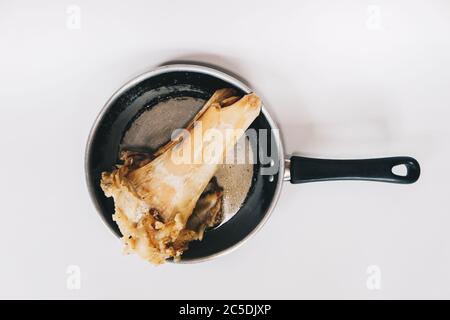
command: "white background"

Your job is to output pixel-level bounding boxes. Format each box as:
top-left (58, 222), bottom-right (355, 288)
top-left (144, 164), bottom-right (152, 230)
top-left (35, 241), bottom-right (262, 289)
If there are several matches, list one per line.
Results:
top-left (1, 0), bottom-right (449, 299)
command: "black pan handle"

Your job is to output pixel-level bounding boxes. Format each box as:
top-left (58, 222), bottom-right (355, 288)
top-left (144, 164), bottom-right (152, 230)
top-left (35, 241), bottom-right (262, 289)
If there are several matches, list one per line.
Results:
top-left (290, 156), bottom-right (420, 184)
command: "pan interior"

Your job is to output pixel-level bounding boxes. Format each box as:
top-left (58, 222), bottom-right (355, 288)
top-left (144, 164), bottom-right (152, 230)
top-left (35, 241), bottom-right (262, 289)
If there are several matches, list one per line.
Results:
top-left (86, 69), bottom-right (280, 262)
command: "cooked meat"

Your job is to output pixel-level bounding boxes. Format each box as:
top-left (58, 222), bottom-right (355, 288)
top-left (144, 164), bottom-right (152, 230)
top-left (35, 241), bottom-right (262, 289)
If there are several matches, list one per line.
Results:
top-left (100, 89), bottom-right (261, 264)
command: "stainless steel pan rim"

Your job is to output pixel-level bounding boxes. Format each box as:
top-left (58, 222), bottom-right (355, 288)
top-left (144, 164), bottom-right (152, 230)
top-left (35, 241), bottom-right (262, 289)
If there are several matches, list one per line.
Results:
top-left (85, 64), bottom-right (286, 264)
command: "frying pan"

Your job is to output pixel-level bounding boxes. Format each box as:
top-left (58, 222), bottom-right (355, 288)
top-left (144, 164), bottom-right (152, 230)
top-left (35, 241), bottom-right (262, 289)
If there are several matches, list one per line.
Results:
top-left (85, 64), bottom-right (420, 263)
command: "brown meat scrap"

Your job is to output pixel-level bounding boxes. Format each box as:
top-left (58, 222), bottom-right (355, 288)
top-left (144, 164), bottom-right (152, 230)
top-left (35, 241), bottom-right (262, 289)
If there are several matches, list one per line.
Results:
top-left (100, 89), bottom-right (262, 264)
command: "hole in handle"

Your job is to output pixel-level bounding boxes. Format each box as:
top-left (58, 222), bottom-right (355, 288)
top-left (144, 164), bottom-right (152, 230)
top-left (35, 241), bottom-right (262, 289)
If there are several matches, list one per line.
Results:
top-left (392, 164), bottom-right (408, 177)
